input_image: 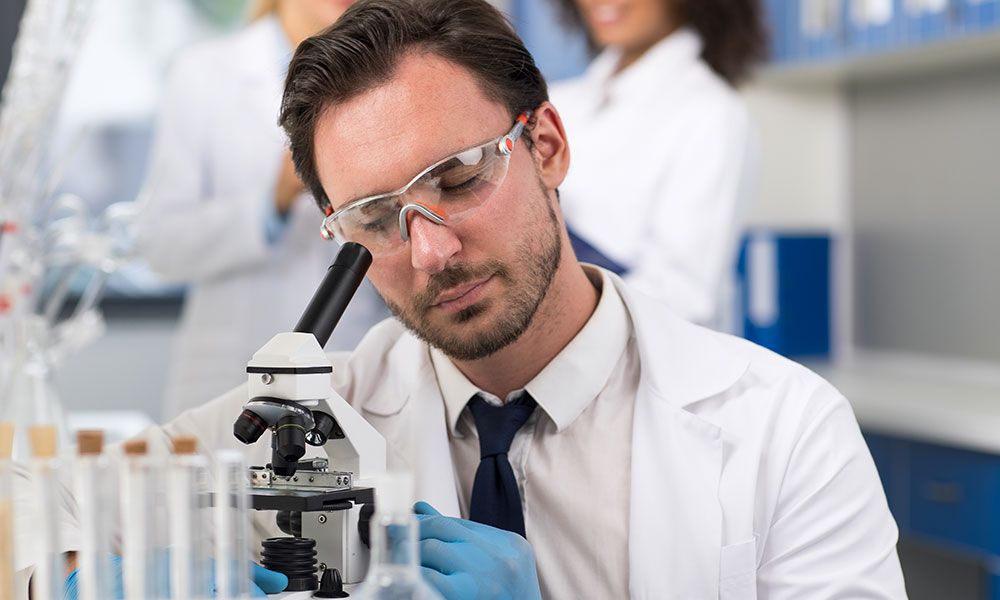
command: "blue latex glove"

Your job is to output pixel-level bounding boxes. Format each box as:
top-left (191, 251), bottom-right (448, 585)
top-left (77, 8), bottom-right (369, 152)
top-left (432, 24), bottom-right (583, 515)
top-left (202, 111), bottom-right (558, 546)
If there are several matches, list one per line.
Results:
top-left (251, 562), bottom-right (289, 596)
top-left (63, 555), bottom-right (287, 598)
top-left (63, 554), bottom-right (124, 599)
top-left (415, 501), bottom-right (541, 600)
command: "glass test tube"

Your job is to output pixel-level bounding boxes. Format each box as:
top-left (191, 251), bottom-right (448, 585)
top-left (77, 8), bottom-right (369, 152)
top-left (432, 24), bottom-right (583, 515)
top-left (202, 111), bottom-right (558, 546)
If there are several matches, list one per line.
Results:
top-left (119, 439), bottom-right (168, 600)
top-left (168, 437), bottom-right (212, 599)
top-left (28, 425), bottom-right (63, 600)
top-left (0, 423), bottom-right (15, 600)
top-left (74, 430), bottom-right (116, 600)
top-left (213, 450), bottom-right (251, 600)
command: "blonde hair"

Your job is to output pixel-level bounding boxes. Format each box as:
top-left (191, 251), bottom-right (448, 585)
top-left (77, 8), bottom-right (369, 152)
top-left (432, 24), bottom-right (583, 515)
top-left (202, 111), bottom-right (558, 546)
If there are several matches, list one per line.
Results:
top-left (249, 0), bottom-right (279, 20)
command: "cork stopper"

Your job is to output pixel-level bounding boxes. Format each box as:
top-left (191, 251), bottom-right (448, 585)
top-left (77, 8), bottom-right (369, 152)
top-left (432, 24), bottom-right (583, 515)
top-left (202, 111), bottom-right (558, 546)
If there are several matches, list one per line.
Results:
top-left (0, 423), bottom-right (14, 460)
top-left (171, 436), bottom-right (198, 455)
top-left (122, 439), bottom-right (148, 456)
top-left (28, 426), bottom-right (57, 459)
top-left (77, 430), bottom-right (104, 456)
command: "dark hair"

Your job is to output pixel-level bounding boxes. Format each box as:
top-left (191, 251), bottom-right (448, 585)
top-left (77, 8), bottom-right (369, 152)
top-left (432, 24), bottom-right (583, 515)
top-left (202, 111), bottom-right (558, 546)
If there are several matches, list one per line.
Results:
top-left (279, 0), bottom-right (548, 212)
top-left (552, 0), bottom-right (768, 85)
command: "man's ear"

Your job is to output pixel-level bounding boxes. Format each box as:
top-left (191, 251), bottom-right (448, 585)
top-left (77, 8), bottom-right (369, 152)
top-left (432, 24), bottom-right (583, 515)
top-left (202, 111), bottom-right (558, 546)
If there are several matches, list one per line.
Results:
top-left (527, 102), bottom-right (570, 191)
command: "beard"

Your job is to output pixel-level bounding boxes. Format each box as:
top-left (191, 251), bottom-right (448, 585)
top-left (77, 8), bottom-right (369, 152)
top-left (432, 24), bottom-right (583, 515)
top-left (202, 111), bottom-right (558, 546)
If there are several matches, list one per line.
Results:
top-left (383, 189), bottom-right (562, 361)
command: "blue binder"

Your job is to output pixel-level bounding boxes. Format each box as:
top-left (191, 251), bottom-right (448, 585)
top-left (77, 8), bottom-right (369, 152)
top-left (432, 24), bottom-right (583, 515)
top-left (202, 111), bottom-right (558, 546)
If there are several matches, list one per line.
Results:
top-left (899, 0), bottom-right (954, 46)
top-left (846, 0), bottom-right (900, 54)
top-left (958, 0), bottom-right (1000, 33)
top-left (797, 0), bottom-right (847, 61)
top-left (766, 0), bottom-right (801, 63)
top-left (736, 230), bottom-right (832, 359)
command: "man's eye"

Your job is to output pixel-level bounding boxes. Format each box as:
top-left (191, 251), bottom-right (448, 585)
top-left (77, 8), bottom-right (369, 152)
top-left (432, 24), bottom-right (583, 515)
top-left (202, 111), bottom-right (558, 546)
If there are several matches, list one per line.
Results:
top-left (441, 176), bottom-right (480, 194)
top-left (359, 214), bottom-right (394, 232)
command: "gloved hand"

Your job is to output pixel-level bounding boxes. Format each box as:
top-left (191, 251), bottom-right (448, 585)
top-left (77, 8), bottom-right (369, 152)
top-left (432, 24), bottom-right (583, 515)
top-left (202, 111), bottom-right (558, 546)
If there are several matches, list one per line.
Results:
top-left (63, 555), bottom-right (288, 598)
top-left (415, 501), bottom-right (541, 600)
top-left (251, 562), bottom-right (290, 596)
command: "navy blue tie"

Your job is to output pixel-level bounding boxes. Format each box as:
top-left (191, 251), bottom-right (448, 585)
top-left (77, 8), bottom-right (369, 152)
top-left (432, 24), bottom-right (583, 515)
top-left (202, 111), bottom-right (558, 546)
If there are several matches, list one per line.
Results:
top-left (467, 392), bottom-right (537, 537)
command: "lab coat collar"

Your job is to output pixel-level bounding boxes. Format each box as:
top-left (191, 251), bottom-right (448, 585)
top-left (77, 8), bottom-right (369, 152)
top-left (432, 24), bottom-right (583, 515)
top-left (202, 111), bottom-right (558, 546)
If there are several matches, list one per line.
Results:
top-left (606, 269), bottom-right (749, 409)
top-left (362, 267), bottom-right (749, 429)
top-left (583, 26), bottom-right (704, 108)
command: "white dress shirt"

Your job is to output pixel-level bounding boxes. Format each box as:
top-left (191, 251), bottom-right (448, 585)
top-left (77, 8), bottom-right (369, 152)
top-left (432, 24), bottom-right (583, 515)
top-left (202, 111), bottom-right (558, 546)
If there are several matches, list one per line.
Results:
top-left (430, 267), bottom-right (639, 598)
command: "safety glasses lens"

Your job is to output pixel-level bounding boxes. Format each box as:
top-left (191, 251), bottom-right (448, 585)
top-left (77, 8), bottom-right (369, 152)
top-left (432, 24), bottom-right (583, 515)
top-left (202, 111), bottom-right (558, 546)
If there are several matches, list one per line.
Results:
top-left (324, 135), bottom-right (514, 253)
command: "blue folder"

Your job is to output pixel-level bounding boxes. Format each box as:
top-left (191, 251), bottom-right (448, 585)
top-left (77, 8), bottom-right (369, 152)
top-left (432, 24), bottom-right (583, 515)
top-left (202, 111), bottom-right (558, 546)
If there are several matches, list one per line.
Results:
top-left (736, 230), bottom-right (831, 359)
top-left (958, 0), bottom-right (1000, 33)
top-left (846, 0), bottom-right (899, 54)
top-left (899, 0), bottom-right (953, 46)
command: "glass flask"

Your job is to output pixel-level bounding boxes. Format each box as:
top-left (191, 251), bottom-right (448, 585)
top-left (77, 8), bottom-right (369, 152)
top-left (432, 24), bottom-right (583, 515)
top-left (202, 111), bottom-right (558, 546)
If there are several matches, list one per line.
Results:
top-left (350, 473), bottom-right (444, 600)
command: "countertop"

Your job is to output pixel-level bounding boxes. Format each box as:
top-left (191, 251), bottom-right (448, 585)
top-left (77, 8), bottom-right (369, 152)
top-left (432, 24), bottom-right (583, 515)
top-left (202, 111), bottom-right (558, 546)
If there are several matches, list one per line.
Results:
top-left (806, 352), bottom-right (1000, 455)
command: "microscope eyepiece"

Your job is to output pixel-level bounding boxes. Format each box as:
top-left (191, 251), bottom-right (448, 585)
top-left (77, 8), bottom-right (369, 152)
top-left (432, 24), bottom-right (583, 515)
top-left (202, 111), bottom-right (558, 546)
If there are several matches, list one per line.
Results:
top-left (234, 409), bottom-right (268, 445)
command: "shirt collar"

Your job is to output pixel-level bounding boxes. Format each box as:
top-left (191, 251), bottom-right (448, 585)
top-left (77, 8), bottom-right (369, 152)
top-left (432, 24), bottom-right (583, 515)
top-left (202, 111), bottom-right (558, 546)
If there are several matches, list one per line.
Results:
top-left (431, 266), bottom-right (633, 436)
top-left (581, 26), bottom-right (703, 109)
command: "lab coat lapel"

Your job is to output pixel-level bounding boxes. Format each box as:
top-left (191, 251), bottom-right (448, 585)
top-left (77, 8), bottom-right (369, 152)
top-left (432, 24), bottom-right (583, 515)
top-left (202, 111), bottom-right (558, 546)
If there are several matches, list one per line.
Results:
top-left (610, 273), bottom-right (748, 598)
top-left (410, 366), bottom-right (462, 517)
top-left (629, 384), bottom-right (723, 599)
top-left (382, 335), bottom-right (462, 517)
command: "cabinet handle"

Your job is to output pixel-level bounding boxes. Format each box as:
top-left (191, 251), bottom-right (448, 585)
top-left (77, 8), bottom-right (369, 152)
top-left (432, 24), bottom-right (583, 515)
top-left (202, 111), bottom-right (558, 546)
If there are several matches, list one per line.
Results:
top-left (921, 481), bottom-right (964, 504)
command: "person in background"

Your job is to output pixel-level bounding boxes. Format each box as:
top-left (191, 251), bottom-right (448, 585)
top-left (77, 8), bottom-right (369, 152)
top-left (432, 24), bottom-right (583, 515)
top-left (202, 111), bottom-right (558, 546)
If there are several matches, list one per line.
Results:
top-left (135, 0), bottom-right (387, 419)
top-left (549, 0), bottom-right (767, 329)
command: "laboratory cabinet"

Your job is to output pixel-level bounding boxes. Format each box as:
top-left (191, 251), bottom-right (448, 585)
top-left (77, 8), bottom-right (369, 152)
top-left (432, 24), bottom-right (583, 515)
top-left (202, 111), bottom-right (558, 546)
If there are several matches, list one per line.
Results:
top-left (865, 432), bottom-right (1000, 599)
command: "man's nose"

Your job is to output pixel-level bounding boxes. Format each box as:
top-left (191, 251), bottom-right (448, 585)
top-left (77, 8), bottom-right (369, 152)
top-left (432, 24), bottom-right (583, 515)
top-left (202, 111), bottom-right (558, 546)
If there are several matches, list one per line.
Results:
top-left (407, 212), bottom-right (461, 274)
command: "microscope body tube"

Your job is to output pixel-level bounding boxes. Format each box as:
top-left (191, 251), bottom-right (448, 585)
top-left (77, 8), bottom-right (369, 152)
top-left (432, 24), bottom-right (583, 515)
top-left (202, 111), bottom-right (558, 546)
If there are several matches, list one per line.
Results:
top-left (293, 242), bottom-right (372, 348)
top-left (74, 454), bottom-right (116, 600)
top-left (213, 450), bottom-right (251, 600)
top-left (168, 453), bottom-right (212, 599)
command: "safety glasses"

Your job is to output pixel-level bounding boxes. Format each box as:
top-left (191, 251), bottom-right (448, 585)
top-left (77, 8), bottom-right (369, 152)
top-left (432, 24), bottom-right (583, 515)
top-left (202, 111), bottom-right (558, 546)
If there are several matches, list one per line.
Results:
top-left (320, 112), bottom-right (531, 256)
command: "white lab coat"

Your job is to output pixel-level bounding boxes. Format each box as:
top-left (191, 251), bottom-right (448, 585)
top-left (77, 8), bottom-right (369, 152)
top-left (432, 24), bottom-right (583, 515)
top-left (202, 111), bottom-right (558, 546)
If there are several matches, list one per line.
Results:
top-left (551, 27), bottom-right (754, 329)
top-left (135, 16), bottom-right (387, 418)
top-left (16, 270), bottom-right (904, 598)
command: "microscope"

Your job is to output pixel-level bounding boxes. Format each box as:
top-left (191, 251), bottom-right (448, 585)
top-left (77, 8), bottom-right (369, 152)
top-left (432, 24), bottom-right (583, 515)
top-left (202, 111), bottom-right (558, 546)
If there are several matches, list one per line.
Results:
top-left (232, 243), bottom-right (386, 595)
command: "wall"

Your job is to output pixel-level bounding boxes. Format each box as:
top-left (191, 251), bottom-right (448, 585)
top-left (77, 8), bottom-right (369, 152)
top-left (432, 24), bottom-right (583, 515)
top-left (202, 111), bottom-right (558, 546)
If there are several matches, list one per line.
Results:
top-left (743, 82), bottom-right (851, 229)
top-left (53, 306), bottom-right (179, 423)
top-left (850, 64), bottom-right (1000, 362)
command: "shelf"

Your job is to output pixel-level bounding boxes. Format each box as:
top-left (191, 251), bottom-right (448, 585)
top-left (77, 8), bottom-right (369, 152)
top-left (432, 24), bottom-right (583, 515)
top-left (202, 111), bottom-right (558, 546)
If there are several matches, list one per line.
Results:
top-left (757, 30), bottom-right (1000, 87)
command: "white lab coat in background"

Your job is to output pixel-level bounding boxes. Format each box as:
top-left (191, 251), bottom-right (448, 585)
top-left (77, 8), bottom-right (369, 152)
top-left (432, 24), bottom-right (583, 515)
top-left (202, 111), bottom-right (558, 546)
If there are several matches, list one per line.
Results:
top-left (136, 17), bottom-right (387, 419)
top-left (16, 270), bottom-right (905, 599)
top-left (551, 27), bottom-right (754, 329)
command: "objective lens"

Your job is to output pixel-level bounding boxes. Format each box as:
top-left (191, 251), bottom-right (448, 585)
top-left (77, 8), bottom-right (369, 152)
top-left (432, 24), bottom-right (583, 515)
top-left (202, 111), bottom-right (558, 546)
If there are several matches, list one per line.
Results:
top-left (274, 415), bottom-right (307, 464)
top-left (305, 412), bottom-right (342, 447)
top-left (233, 409), bottom-right (267, 445)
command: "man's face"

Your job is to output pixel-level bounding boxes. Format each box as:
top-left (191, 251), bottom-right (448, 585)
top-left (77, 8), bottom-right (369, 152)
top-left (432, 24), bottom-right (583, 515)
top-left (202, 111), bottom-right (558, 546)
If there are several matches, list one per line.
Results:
top-left (314, 53), bottom-right (562, 361)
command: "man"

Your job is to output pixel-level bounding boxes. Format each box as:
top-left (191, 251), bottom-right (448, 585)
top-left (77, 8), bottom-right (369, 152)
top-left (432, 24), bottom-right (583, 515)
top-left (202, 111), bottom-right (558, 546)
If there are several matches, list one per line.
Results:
top-left (31, 0), bottom-right (906, 597)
